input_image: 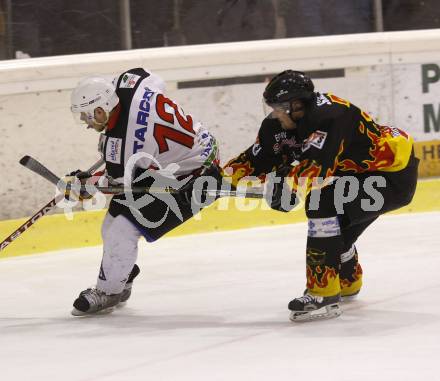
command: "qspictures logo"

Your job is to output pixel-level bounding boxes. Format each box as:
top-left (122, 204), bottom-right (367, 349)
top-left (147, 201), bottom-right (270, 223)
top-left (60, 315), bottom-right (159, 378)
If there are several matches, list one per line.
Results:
top-left (55, 160), bottom-right (387, 230)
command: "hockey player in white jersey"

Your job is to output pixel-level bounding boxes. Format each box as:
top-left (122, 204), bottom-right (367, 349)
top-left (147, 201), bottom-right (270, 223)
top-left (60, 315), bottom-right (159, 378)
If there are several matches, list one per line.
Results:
top-left (69, 68), bottom-right (221, 315)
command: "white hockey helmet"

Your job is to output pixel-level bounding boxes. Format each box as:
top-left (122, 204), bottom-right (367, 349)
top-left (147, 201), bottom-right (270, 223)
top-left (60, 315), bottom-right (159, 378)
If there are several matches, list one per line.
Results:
top-left (70, 76), bottom-right (119, 128)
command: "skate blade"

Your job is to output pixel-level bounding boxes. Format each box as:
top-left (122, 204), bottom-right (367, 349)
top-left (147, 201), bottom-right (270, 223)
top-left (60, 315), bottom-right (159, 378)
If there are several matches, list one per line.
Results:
top-left (71, 306), bottom-right (116, 317)
top-left (340, 293), bottom-right (359, 303)
top-left (289, 303), bottom-right (342, 322)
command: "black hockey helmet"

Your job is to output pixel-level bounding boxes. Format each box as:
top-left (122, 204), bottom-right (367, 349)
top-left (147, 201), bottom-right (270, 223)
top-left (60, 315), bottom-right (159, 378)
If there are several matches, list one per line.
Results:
top-left (263, 70), bottom-right (314, 105)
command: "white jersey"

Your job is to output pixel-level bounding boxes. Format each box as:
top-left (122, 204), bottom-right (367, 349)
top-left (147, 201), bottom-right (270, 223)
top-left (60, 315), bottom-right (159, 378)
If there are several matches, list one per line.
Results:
top-left (101, 68), bottom-right (219, 183)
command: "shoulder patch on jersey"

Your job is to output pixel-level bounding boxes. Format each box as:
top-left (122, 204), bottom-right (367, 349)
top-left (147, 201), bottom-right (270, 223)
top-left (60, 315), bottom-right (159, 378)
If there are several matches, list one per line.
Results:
top-left (106, 137), bottom-right (122, 164)
top-left (119, 73), bottom-right (141, 88)
top-left (316, 93), bottom-right (331, 107)
top-left (302, 130), bottom-right (328, 152)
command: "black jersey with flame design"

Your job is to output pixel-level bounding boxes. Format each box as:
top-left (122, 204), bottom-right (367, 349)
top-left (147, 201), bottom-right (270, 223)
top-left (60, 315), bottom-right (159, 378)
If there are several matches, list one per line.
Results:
top-left (225, 92), bottom-right (414, 194)
top-left (224, 116), bottom-right (302, 185)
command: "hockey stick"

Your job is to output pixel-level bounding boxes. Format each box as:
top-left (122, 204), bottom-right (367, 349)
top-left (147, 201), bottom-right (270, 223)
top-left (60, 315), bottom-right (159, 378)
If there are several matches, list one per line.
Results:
top-left (19, 155), bottom-right (104, 186)
top-left (0, 197), bottom-right (60, 253)
top-left (67, 185), bottom-right (265, 199)
top-left (0, 157), bottom-right (104, 253)
top-left (19, 156), bottom-right (266, 199)
top-left (19, 155), bottom-right (64, 188)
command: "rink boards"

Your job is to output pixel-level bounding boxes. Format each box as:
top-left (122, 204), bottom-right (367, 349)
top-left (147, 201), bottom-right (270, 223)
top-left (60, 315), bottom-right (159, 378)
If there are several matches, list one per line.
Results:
top-left (3, 29), bottom-right (440, 221)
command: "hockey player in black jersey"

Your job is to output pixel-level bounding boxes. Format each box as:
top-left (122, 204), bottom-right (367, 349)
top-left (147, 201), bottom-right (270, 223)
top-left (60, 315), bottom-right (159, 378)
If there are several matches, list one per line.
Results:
top-left (225, 70), bottom-right (419, 321)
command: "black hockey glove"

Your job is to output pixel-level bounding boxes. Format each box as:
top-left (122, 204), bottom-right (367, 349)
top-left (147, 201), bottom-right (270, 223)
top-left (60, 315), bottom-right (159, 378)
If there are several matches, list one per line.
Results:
top-left (268, 165), bottom-right (298, 213)
top-left (177, 164), bottom-right (223, 205)
top-left (67, 169), bottom-right (92, 180)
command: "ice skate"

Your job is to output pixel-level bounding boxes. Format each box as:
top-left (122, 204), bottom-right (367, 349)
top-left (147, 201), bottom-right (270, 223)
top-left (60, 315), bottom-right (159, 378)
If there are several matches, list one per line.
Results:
top-left (289, 292), bottom-right (341, 322)
top-left (304, 287), bottom-right (357, 302)
top-left (340, 290), bottom-right (360, 302)
top-left (118, 264), bottom-right (140, 305)
top-left (71, 288), bottom-right (121, 316)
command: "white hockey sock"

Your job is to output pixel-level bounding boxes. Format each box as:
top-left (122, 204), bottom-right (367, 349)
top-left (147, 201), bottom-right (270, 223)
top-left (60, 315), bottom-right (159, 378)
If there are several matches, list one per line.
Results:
top-left (97, 213), bottom-right (142, 295)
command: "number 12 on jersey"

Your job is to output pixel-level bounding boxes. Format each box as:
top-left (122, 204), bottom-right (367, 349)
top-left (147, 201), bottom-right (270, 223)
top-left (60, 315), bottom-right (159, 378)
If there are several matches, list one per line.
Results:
top-left (154, 94), bottom-right (195, 154)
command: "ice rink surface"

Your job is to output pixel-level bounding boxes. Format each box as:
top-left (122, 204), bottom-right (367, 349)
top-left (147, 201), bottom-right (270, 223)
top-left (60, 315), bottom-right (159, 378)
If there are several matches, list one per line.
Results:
top-left (1, 212), bottom-right (440, 381)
